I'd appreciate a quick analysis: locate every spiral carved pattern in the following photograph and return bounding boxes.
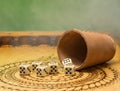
[0,56,117,91]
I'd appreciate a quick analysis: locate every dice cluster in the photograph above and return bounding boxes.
[19,58,75,77]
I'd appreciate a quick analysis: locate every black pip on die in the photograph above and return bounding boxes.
[35,65,49,77]
[62,58,73,65]
[31,61,42,71]
[48,62,58,74]
[19,64,31,76]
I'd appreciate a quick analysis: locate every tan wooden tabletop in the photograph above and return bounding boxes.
[0,32,119,91]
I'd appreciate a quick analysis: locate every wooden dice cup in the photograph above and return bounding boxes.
[57,30,116,70]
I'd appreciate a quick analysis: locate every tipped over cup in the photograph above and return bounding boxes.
[57,29,116,70]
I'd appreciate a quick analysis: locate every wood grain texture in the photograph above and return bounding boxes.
[0,45,119,91]
[0,32,119,91]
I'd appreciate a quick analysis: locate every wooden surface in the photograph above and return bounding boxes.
[0,32,62,46]
[0,44,119,91]
[0,32,62,36]
[0,32,120,91]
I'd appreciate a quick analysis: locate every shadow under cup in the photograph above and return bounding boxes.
[57,30,116,70]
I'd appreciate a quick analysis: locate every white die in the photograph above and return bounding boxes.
[36,65,49,77]
[48,62,58,74]
[19,64,31,76]
[64,64,75,75]
[31,61,42,71]
[62,58,73,65]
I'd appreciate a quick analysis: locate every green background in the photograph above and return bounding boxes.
[0,0,120,35]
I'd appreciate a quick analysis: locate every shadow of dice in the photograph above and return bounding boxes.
[31,61,42,71]
[48,62,58,74]
[36,65,49,77]
[62,58,73,65]
[19,64,31,76]
[64,64,75,75]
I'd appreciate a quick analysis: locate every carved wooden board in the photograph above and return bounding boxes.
[0,32,120,91]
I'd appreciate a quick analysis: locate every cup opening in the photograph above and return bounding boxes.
[58,31,87,68]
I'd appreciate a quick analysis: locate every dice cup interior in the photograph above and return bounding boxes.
[57,30,116,70]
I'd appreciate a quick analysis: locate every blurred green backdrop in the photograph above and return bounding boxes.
[0,0,120,35]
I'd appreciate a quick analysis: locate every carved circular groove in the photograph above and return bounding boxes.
[0,56,117,91]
